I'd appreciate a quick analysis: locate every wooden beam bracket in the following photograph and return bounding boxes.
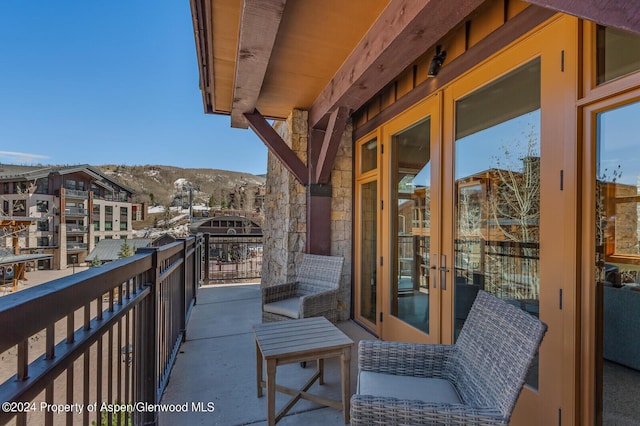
[313,107,350,184]
[244,109,309,185]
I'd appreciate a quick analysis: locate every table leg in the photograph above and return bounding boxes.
[266,359,276,426]
[318,358,324,385]
[256,340,263,398]
[341,346,351,424]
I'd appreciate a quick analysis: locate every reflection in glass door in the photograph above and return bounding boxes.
[595,100,640,424]
[390,118,432,334]
[355,136,379,330]
[359,179,377,324]
[454,58,541,387]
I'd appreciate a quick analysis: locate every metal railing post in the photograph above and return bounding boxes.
[140,247,159,426]
[181,238,188,340]
[204,233,211,282]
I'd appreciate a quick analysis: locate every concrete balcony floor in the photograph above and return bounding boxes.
[159,283,376,426]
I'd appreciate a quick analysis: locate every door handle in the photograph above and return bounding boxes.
[431,254,437,288]
[439,255,449,290]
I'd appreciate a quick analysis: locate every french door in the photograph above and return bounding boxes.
[354,95,442,343]
[380,96,442,343]
[355,16,574,424]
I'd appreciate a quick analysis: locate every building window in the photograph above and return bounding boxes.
[120,206,128,217]
[13,199,26,214]
[104,221,113,231]
[37,220,49,231]
[94,221,100,231]
[37,237,49,247]
[2,200,8,214]
[35,179,48,194]
[120,222,128,231]
[360,138,378,173]
[64,179,76,190]
[2,183,8,194]
[37,200,49,213]
[105,206,113,216]
[597,25,640,85]
[95,236,100,244]
[13,182,27,194]
[93,204,100,215]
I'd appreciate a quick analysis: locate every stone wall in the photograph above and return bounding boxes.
[261,109,353,321]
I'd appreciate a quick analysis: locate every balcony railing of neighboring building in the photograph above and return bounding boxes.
[454,238,540,303]
[63,189,89,199]
[66,242,88,251]
[204,234,263,282]
[0,235,204,426]
[66,224,88,233]
[64,207,87,216]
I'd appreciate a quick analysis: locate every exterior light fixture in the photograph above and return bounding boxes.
[428,45,446,77]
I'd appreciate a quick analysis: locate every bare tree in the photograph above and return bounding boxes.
[489,131,540,244]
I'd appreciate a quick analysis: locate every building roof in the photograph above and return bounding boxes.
[85,239,153,262]
[0,164,136,195]
[0,216,39,225]
[0,253,53,268]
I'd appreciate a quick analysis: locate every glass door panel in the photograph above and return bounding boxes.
[595,99,640,423]
[390,118,432,335]
[454,58,541,388]
[359,180,378,324]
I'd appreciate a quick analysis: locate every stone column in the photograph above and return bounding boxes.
[261,110,353,321]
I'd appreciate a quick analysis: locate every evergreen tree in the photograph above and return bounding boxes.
[90,256,102,267]
[118,239,134,258]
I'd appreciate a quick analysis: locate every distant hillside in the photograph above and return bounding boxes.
[96,165,266,211]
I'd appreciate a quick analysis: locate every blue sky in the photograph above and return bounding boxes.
[0,1,268,175]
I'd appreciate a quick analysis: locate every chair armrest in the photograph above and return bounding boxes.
[299,289,338,318]
[262,282,298,305]
[358,340,455,378]
[350,395,506,426]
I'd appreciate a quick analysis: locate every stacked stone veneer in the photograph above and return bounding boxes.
[261,109,353,321]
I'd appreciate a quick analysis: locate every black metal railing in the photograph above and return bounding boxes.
[0,234,204,426]
[454,238,540,301]
[204,234,262,282]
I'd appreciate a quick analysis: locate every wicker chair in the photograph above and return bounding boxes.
[262,254,344,323]
[351,290,547,425]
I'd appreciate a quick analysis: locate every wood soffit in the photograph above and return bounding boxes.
[231,0,287,128]
[193,0,640,129]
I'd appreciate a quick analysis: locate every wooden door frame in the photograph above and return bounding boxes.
[379,94,442,343]
[354,130,383,337]
[442,15,578,425]
[580,89,640,426]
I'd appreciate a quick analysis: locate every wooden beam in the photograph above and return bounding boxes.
[308,0,485,129]
[526,0,640,34]
[190,0,216,113]
[314,107,350,184]
[353,5,556,140]
[244,109,309,185]
[231,0,287,128]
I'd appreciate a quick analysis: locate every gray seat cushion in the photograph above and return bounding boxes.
[263,297,301,319]
[357,371,462,404]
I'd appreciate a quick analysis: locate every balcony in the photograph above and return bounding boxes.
[63,189,89,200]
[66,224,88,234]
[64,207,87,217]
[0,235,373,425]
[66,242,88,251]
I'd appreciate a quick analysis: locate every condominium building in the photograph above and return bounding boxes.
[0,164,135,269]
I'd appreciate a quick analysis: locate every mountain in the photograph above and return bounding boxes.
[96,164,266,211]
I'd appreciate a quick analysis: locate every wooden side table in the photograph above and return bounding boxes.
[253,317,354,425]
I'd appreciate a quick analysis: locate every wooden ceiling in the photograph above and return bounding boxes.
[201,0,390,126]
[191,0,640,130]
